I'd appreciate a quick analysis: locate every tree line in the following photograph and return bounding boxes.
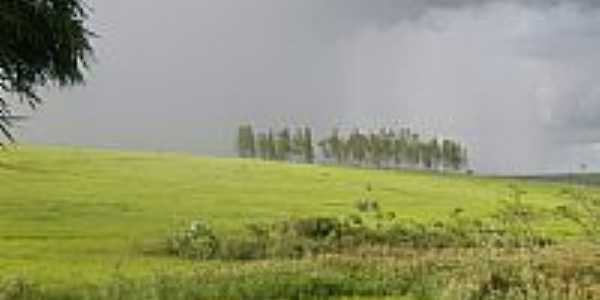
[237,125,468,171]
[237,125,315,163]
[317,128,467,171]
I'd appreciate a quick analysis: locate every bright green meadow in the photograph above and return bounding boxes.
[0,145,576,287]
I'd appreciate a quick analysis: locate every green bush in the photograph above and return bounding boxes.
[166,219,219,259]
[287,217,341,239]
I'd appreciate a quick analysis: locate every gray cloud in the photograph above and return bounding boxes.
[17,0,600,173]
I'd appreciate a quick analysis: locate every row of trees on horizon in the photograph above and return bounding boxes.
[237,125,469,171]
[238,125,315,163]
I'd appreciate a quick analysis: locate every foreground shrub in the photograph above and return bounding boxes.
[166,220,219,259]
[164,187,556,262]
[166,211,553,262]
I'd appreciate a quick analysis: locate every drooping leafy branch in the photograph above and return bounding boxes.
[0,0,95,144]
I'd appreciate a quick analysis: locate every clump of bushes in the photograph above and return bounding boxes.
[166,220,219,259]
[165,186,556,261]
[166,217,346,260]
[166,206,553,261]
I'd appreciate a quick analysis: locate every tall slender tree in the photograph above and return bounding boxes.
[408,133,421,168]
[292,128,305,159]
[394,128,410,167]
[421,141,434,169]
[380,128,395,168]
[431,138,442,171]
[256,133,269,160]
[303,127,314,164]
[276,127,292,161]
[266,129,277,160]
[326,128,345,164]
[236,125,256,158]
[368,132,384,168]
[441,139,452,170]
[348,129,367,165]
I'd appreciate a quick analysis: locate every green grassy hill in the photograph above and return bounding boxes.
[0,146,573,285]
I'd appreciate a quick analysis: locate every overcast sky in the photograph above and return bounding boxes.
[17,0,600,174]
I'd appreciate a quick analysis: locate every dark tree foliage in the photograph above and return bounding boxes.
[326,128,344,164]
[256,133,269,160]
[276,128,291,161]
[236,123,468,172]
[318,128,468,171]
[303,127,314,163]
[236,125,255,158]
[292,128,305,157]
[0,0,95,143]
[266,130,277,160]
[239,125,316,164]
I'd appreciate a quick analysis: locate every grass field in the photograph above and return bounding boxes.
[0,145,584,296]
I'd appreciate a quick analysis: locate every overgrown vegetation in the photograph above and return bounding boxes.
[4,242,600,300]
[165,189,554,262]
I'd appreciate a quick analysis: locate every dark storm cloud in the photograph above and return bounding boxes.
[18,0,600,173]
[308,0,600,28]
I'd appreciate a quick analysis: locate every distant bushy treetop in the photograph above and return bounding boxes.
[0,0,95,143]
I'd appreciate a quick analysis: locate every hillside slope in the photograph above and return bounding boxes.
[0,146,570,284]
